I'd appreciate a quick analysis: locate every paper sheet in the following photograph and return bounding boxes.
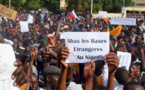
[62,32,110,63]
[20,21,29,32]
[117,51,131,71]
[28,14,33,24]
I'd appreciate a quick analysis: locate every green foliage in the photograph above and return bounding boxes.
[27,0,40,10]
[0,0,135,13]
[102,0,135,13]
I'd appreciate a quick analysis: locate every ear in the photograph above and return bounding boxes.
[46,76,50,82]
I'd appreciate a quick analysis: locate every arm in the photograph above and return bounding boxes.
[0,34,5,43]
[140,48,145,71]
[53,18,63,42]
[106,53,119,90]
[12,61,30,89]
[43,47,57,59]
[53,40,65,53]
[56,47,69,90]
[15,30,23,42]
[84,61,95,90]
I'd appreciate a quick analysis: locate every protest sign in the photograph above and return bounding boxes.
[20,21,29,32]
[98,11,107,18]
[111,18,136,26]
[61,32,110,63]
[28,14,33,24]
[60,0,66,11]
[117,51,131,71]
[0,4,17,20]
[0,44,18,90]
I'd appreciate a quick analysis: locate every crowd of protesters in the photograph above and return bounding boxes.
[0,9,145,90]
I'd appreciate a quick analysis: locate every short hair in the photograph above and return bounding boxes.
[43,66,61,78]
[96,85,106,90]
[123,81,143,90]
[115,68,130,85]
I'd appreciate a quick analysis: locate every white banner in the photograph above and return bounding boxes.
[20,21,29,32]
[28,14,33,24]
[0,44,18,90]
[61,32,110,63]
[111,18,136,26]
[117,51,131,71]
[99,11,107,18]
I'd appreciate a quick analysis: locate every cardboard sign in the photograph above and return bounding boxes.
[20,21,29,32]
[0,4,17,20]
[0,44,18,90]
[117,51,131,71]
[99,11,107,18]
[61,32,110,63]
[28,14,33,24]
[111,18,136,26]
[60,0,66,11]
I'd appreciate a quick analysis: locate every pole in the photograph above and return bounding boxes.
[91,0,93,14]
[9,0,11,8]
[123,0,125,17]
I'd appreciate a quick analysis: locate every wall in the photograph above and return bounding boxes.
[92,13,122,18]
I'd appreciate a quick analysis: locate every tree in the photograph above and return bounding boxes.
[93,0,103,13]
[11,0,27,10]
[26,0,40,10]
[102,0,135,13]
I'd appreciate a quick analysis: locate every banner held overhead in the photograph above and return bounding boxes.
[0,4,17,20]
[110,18,136,26]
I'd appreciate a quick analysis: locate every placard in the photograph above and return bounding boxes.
[0,44,18,90]
[60,0,66,11]
[28,14,33,24]
[0,4,17,20]
[117,51,131,71]
[20,21,29,32]
[98,11,107,18]
[61,32,110,63]
[111,18,136,26]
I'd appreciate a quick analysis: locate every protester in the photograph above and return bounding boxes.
[0,9,144,90]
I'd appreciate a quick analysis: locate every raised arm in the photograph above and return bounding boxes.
[56,47,70,90]
[84,61,95,90]
[53,39,65,53]
[15,30,23,43]
[105,52,119,90]
[140,47,145,71]
[53,18,63,42]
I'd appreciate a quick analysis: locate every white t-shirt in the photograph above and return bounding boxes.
[102,64,124,90]
[66,82,83,90]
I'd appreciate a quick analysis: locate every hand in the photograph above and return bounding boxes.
[11,61,29,87]
[43,47,52,55]
[40,41,47,48]
[29,46,38,63]
[84,61,95,80]
[130,68,140,80]
[105,52,119,74]
[139,45,144,54]
[0,34,4,42]
[58,47,70,68]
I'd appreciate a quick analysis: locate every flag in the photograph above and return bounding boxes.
[107,28,110,32]
[110,25,122,35]
[104,18,110,22]
[70,10,77,20]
